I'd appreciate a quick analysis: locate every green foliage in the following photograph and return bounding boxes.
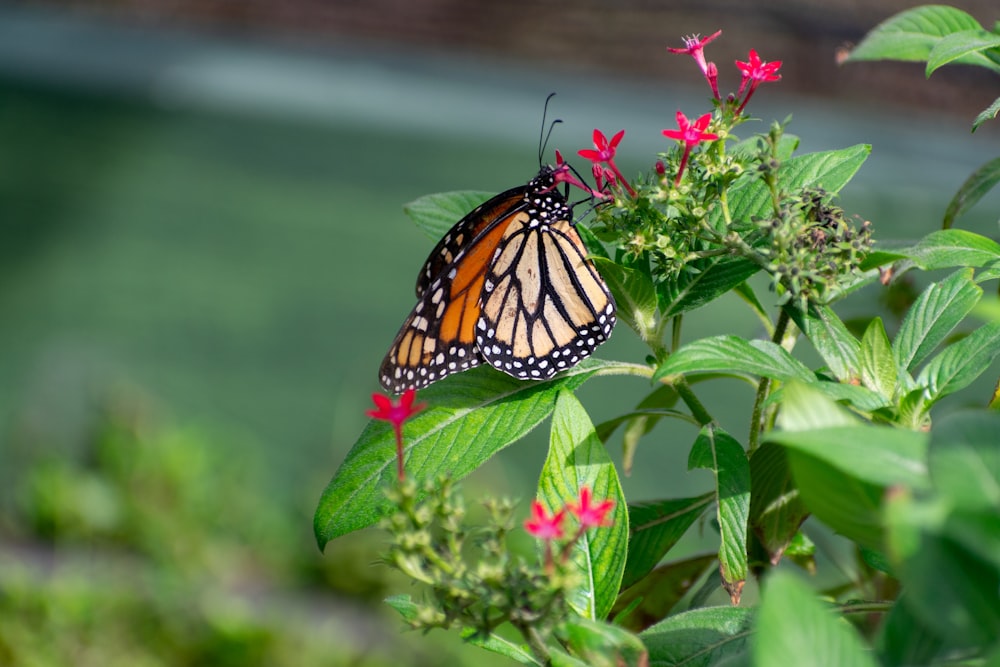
[0,399,478,667]
[846,3,1000,223]
[537,392,629,621]
[315,360,615,545]
[315,18,1000,666]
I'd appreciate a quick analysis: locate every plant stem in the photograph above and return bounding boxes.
[838,601,894,615]
[675,378,714,427]
[517,623,550,665]
[748,308,790,453]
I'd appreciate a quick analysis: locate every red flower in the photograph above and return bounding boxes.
[568,486,615,529]
[578,128,624,163]
[667,31,722,99]
[577,128,634,197]
[367,389,426,480]
[592,163,617,191]
[661,111,719,186]
[524,501,566,540]
[735,49,782,114]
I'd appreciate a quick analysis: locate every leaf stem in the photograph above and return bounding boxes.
[748,308,790,453]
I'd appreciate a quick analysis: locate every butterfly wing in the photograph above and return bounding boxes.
[476,215,617,380]
[415,187,529,298]
[379,193,529,393]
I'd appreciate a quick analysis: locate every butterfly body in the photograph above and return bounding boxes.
[379,166,616,394]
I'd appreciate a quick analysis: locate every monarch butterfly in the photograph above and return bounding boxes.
[378,163,616,394]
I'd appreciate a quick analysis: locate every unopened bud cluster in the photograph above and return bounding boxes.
[759,187,872,307]
[382,477,575,644]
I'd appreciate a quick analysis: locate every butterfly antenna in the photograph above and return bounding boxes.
[538,93,563,166]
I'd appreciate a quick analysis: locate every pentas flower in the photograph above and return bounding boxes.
[567,486,615,529]
[525,487,617,571]
[577,128,635,197]
[661,111,719,186]
[367,389,426,481]
[524,501,566,540]
[592,163,617,191]
[735,49,782,114]
[666,30,722,99]
[553,151,609,201]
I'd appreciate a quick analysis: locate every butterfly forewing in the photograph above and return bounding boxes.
[415,188,529,298]
[379,197,525,393]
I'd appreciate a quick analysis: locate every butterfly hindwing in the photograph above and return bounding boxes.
[476,198,616,380]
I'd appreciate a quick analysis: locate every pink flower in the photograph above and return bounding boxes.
[577,128,635,197]
[661,111,719,186]
[524,501,566,540]
[667,31,722,99]
[366,389,426,480]
[735,49,782,114]
[567,486,615,529]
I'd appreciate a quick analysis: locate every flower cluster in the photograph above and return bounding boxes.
[564,32,869,308]
[382,474,617,654]
[371,389,619,655]
[382,476,573,639]
[525,486,616,572]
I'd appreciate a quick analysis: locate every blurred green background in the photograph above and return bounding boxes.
[0,3,997,665]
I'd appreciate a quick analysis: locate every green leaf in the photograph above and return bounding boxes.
[859,317,897,399]
[944,156,1000,228]
[767,425,929,490]
[403,190,493,239]
[878,595,947,667]
[768,381,891,415]
[724,145,871,227]
[927,30,1000,76]
[789,304,861,383]
[660,257,761,318]
[560,617,649,667]
[768,416,929,549]
[789,451,887,550]
[622,493,714,589]
[688,427,750,604]
[592,258,659,343]
[753,571,879,667]
[385,595,541,665]
[917,321,1000,403]
[775,381,860,430]
[653,335,814,384]
[892,269,981,372]
[930,411,1000,512]
[537,391,629,621]
[314,360,609,546]
[613,554,717,633]
[894,229,1000,271]
[548,648,590,667]
[847,5,984,62]
[640,606,754,667]
[884,489,1000,650]
[749,443,810,564]
[972,95,1000,132]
